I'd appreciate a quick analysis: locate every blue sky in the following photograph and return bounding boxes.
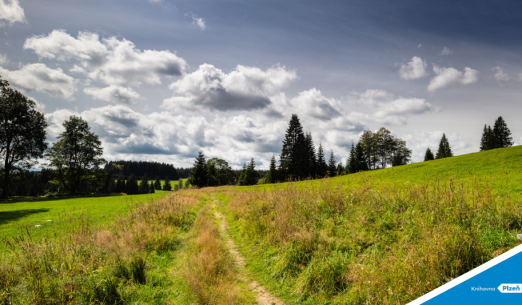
[1,0,522,168]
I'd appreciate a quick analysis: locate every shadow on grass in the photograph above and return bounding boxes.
[0,193,128,205]
[0,208,50,225]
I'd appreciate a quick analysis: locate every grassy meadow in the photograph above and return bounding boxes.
[2,146,522,304]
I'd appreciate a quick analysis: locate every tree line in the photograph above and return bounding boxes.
[105,161,190,180]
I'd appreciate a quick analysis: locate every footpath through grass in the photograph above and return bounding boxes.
[209,146,522,304]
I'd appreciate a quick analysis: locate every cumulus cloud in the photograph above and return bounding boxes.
[356,89,436,125]
[162,64,296,112]
[402,130,471,162]
[0,53,7,64]
[24,30,187,87]
[0,63,76,99]
[440,47,453,55]
[399,56,427,80]
[0,0,25,26]
[186,13,206,30]
[427,65,479,91]
[492,66,509,84]
[84,85,140,105]
[290,88,342,121]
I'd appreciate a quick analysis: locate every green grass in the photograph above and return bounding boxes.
[212,146,522,304]
[0,191,171,245]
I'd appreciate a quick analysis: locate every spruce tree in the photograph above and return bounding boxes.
[139,174,149,194]
[336,163,344,176]
[435,134,453,159]
[163,176,172,191]
[154,177,161,190]
[246,158,259,185]
[424,148,434,161]
[316,144,327,177]
[346,143,356,174]
[279,114,307,181]
[206,161,219,186]
[328,151,337,177]
[189,150,207,188]
[237,163,248,186]
[268,155,277,183]
[305,133,317,178]
[493,116,513,148]
[149,181,155,193]
[126,174,139,195]
[354,142,367,172]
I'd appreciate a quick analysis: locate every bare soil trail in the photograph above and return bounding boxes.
[211,200,285,305]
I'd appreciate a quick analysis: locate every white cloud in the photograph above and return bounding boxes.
[402,130,471,162]
[399,56,427,80]
[27,96,45,112]
[440,47,453,55]
[492,66,509,84]
[84,85,140,105]
[417,44,422,48]
[290,88,342,121]
[0,53,6,64]
[186,13,206,30]
[427,65,479,91]
[163,64,296,112]
[356,89,436,126]
[0,0,25,26]
[24,30,187,87]
[0,63,76,99]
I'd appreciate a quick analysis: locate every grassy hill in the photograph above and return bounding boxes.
[2,146,522,304]
[216,146,522,304]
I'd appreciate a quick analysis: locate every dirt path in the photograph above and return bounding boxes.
[212,200,285,305]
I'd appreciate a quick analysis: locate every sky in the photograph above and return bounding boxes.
[1,0,522,169]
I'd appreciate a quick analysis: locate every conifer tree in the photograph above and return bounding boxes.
[163,176,172,191]
[126,174,139,194]
[435,134,453,159]
[354,142,368,172]
[266,155,277,183]
[493,116,513,148]
[206,161,219,186]
[237,163,248,186]
[174,184,179,191]
[279,114,308,181]
[424,148,435,161]
[305,133,317,178]
[316,144,328,177]
[149,181,155,193]
[246,158,259,185]
[139,173,149,194]
[178,179,183,189]
[154,177,161,190]
[189,150,207,188]
[346,143,356,174]
[336,163,344,176]
[185,180,190,188]
[328,151,337,177]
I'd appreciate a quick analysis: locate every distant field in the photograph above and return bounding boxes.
[0,191,172,245]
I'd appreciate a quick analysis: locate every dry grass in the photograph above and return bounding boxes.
[184,205,244,304]
[225,177,522,304]
[0,190,201,304]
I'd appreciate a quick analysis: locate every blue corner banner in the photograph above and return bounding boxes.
[409,244,522,304]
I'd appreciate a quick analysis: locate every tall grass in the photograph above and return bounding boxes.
[0,190,200,304]
[226,176,522,304]
[184,205,252,304]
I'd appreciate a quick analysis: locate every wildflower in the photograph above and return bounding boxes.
[34,225,41,228]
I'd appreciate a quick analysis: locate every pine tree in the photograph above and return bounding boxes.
[189,150,207,188]
[163,176,172,191]
[346,143,356,174]
[316,144,327,177]
[424,148,435,161]
[435,134,453,159]
[493,116,513,148]
[279,114,307,181]
[328,151,337,177]
[154,177,161,190]
[149,181,155,193]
